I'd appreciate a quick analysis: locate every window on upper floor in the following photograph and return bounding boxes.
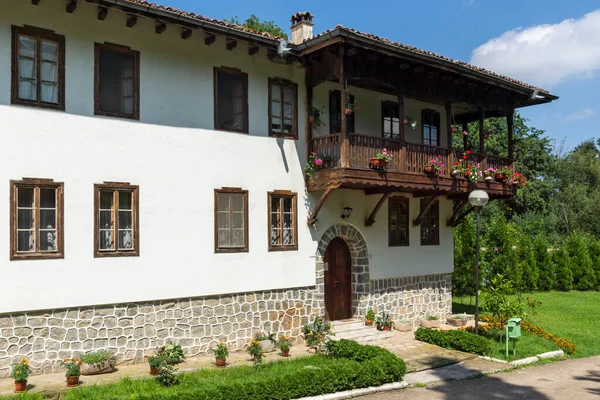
[95,43,140,120]
[214,67,248,133]
[94,183,139,257]
[422,109,441,147]
[388,196,409,246]
[382,101,401,140]
[269,79,298,139]
[329,91,355,134]
[10,178,64,260]
[420,198,439,246]
[11,26,65,110]
[268,191,298,251]
[215,188,248,253]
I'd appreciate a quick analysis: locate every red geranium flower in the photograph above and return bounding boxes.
[466,150,471,155]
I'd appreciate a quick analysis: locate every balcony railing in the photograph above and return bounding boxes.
[310,133,513,179]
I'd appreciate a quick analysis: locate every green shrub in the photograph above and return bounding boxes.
[414,328,492,356]
[81,350,112,366]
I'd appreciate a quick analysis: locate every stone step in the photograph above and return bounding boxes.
[329,319,394,344]
[330,319,366,332]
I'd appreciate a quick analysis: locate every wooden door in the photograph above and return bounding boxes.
[324,237,352,321]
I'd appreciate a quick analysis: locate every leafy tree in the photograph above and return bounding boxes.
[481,274,524,341]
[453,214,477,297]
[225,15,288,39]
[554,247,574,291]
[565,232,597,290]
[534,237,556,291]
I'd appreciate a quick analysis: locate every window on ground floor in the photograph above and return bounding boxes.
[215,188,248,252]
[268,190,298,251]
[420,198,439,246]
[388,196,409,246]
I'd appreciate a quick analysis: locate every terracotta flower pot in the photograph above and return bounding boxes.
[403,118,408,124]
[369,158,388,170]
[66,376,80,387]
[451,127,458,133]
[376,325,384,331]
[215,357,226,367]
[14,381,27,393]
[365,319,374,326]
[495,173,506,182]
[383,325,392,331]
[344,108,353,115]
[150,366,159,376]
[308,115,315,124]
[281,349,290,357]
[424,165,434,174]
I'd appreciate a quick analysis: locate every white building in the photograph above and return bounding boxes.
[0,0,557,376]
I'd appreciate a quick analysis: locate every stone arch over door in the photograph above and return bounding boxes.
[315,223,370,318]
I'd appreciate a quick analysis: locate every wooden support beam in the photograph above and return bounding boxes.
[445,100,453,150]
[307,187,335,225]
[306,86,313,170]
[507,108,514,160]
[398,92,405,143]
[364,187,394,196]
[126,15,137,28]
[365,193,392,227]
[248,44,259,56]
[339,44,349,168]
[205,34,216,46]
[452,205,475,227]
[226,38,237,51]
[413,196,438,226]
[97,7,108,21]
[478,107,485,154]
[32,0,41,5]
[66,1,77,13]
[447,199,469,226]
[181,29,192,40]
[155,22,166,34]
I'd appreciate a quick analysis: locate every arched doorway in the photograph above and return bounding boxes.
[324,237,352,320]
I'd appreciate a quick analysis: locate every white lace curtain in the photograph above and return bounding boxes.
[18,35,59,104]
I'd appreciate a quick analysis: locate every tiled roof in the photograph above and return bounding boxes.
[309,26,553,96]
[121,0,284,39]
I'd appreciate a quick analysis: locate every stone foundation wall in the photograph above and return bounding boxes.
[0,287,323,378]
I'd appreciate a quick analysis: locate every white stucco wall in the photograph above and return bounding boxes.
[0,1,454,314]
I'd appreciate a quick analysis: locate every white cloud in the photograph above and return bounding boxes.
[564,108,595,121]
[470,10,600,88]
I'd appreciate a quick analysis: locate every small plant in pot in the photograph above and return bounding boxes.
[253,331,276,353]
[451,161,463,178]
[247,339,263,362]
[81,350,116,375]
[425,156,445,176]
[365,309,376,326]
[344,100,359,115]
[403,116,417,129]
[157,343,186,365]
[277,335,293,357]
[369,148,393,169]
[495,167,512,182]
[302,316,332,354]
[11,357,31,393]
[210,341,229,367]
[420,315,441,329]
[305,152,332,183]
[60,357,82,387]
[483,167,496,182]
[147,354,164,376]
[375,312,392,331]
[309,105,326,129]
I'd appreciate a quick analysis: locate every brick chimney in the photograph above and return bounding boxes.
[290,12,314,45]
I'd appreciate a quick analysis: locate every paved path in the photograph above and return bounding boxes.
[359,356,600,400]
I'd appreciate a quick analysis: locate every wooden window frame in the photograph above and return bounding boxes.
[268,78,298,139]
[421,109,441,147]
[214,187,249,253]
[420,199,440,246]
[382,101,401,140]
[11,25,66,111]
[214,67,249,134]
[10,178,64,261]
[94,42,140,120]
[388,196,409,247]
[329,90,355,134]
[94,182,139,258]
[268,190,298,252]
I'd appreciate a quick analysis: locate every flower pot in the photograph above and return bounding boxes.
[369,158,387,170]
[365,319,374,326]
[495,173,506,182]
[420,319,441,329]
[66,376,80,387]
[451,127,458,133]
[344,108,353,115]
[81,358,116,375]
[451,170,461,177]
[14,381,27,393]
[281,349,290,357]
[308,115,315,124]
[252,354,258,361]
[484,175,494,182]
[376,325,384,331]
[215,357,226,367]
[383,325,392,331]
[446,316,468,327]
[394,321,412,332]
[403,118,408,124]
[150,366,159,376]
[424,165,435,174]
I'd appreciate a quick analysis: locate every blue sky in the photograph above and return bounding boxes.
[167,0,599,151]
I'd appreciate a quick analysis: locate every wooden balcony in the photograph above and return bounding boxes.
[308,133,514,199]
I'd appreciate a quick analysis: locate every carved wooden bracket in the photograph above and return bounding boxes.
[307,186,337,225]
[413,196,439,226]
[451,204,475,227]
[365,192,391,227]
[446,199,469,227]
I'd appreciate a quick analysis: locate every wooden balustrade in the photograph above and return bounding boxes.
[308,133,513,177]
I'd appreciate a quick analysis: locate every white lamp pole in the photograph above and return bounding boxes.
[468,190,489,335]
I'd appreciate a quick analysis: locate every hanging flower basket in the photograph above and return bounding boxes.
[451,127,458,134]
[369,158,388,169]
[344,108,353,115]
[308,115,315,124]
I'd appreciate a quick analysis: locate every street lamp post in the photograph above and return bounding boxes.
[468,190,489,335]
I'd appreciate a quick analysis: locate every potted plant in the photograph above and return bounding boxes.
[425,155,445,176]
[305,152,332,183]
[374,312,392,331]
[483,167,496,182]
[247,339,263,362]
[403,116,417,129]
[369,148,393,169]
[60,357,82,387]
[420,315,441,329]
[253,331,276,353]
[277,335,292,357]
[464,162,482,183]
[11,357,31,393]
[81,350,116,375]
[309,105,326,129]
[157,343,186,365]
[451,161,463,178]
[344,100,359,115]
[451,126,458,134]
[394,319,412,332]
[446,314,468,327]
[210,341,229,367]
[365,309,376,326]
[147,354,164,376]
[508,172,527,187]
[302,316,332,354]
[495,168,512,182]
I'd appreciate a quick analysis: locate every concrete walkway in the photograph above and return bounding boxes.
[0,323,496,397]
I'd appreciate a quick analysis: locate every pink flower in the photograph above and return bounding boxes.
[463,131,468,136]
[315,159,323,166]
[312,152,317,156]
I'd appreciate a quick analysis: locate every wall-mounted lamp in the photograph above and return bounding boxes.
[341,207,353,219]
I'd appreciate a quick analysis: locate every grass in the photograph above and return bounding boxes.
[454,291,600,359]
[479,329,559,361]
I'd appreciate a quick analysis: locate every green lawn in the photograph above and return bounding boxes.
[453,291,600,359]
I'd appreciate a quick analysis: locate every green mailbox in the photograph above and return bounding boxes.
[507,318,522,339]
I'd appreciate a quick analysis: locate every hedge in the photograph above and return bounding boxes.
[9,340,405,400]
[414,328,492,356]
